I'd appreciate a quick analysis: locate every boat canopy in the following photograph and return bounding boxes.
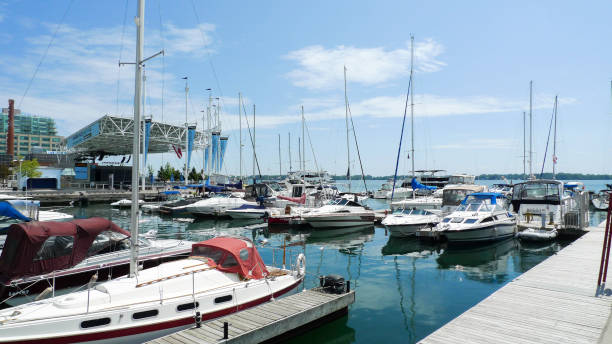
[0,200,34,222]
[160,190,180,195]
[0,217,129,281]
[191,236,268,279]
[461,192,504,205]
[411,177,437,190]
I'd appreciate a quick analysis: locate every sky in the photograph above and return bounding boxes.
[1,0,611,177]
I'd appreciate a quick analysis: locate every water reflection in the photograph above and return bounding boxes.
[381,236,436,258]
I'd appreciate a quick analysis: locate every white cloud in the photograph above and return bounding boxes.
[284,39,446,90]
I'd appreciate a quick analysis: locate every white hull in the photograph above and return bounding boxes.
[517,228,558,242]
[385,223,427,237]
[443,223,516,242]
[226,210,267,219]
[304,213,375,229]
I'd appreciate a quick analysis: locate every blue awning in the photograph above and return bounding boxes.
[0,201,32,222]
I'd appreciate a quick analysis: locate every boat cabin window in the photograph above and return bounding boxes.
[177,302,199,312]
[239,248,249,261]
[450,217,464,223]
[34,235,74,261]
[464,218,478,224]
[466,203,481,212]
[442,218,451,223]
[192,246,225,264]
[215,295,233,303]
[481,217,494,223]
[513,183,560,201]
[87,231,130,257]
[80,318,111,329]
[443,190,470,206]
[132,309,159,320]
[220,254,239,268]
[292,186,303,198]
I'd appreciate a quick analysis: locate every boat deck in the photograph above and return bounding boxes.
[147,287,355,344]
[418,223,612,343]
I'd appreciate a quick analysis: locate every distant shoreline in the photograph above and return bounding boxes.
[239,173,612,181]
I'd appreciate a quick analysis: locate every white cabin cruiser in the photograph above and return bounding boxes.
[110,199,144,208]
[440,184,487,215]
[511,180,589,236]
[382,208,440,237]
[436,193,516,242]
[0,236,304,344]
[302,198,375,229]
[591,190,610,211]
[184,194,257,217]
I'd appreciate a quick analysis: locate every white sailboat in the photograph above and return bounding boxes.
[0,2,305,342]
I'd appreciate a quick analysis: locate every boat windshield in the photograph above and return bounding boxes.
[443,189,471,206]
[513,183,560,201]
[191,245,225,264]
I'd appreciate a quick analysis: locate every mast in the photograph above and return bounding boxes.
[298,137,301,175]
[410,35,415,180]
[529,80,533,178]
[238,92,243,182]
[183,77,189,185]
[141,66,146,191]
[206,89,212,180]
[301,106,305,173]
[523,111,526,180]
[129,0,144,278]
[252,104,255,181]
[288,132,292,172]
[278,134,282,177]
[552,95,558,179]
[344,66,351,192]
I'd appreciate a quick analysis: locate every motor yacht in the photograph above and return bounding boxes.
[301,198,375,229]
[382,208,440,237]
[184,194,258,217]
[436,192,516,242]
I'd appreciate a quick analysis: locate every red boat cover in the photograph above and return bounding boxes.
[277,193,306,204]
[0,217,129,282]
[191,237,268,279]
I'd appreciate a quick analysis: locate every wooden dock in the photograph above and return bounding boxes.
[419,224,612,344]
[148,288,355,344]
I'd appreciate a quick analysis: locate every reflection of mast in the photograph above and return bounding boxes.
[394,257,410,332]
[409,257,416,342]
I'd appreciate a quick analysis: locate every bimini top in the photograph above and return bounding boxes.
[191,236,268,279]
[0,217,129,282]
[461,192,505,205]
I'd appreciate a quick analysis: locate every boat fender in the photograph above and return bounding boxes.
[195,311,201,328]
[296,253,306,277]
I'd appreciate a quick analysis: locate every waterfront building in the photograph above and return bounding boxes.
[0,108,64,155]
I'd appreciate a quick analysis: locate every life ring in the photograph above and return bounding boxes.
[296,253,306,277]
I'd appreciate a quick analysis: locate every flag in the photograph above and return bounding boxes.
[172,145,183,159]
[553,155,558,164]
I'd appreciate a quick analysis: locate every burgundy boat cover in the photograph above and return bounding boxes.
[0,217,129,282]
[191,236,269,279]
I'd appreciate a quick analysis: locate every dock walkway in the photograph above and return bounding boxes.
[419,224,612,344]
[148,288,355,344]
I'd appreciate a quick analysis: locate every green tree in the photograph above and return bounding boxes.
[188,167,201,182]
[20,159,42,178]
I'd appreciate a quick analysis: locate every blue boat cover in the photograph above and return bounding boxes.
[0,201,32,222]
[161,190,180,195]
[411,177,437,190]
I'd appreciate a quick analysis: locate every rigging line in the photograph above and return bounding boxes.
[391,77,412,202]
[189,0,225,107]
[304,120,322,185]
[346,101,368,194]
[18,0,75,109]
[539,99,556,178]
[241,102,262,179]
[116,0,130,115]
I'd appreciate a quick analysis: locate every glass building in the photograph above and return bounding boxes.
[0,109,64,155]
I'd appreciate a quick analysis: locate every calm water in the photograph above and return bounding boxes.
[61,188,602,344]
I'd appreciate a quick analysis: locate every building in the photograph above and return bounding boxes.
[0,108,64,156]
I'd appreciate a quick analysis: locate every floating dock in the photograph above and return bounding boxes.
[419,223,612,344]
[147,287,355,344]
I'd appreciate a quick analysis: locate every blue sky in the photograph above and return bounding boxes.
[1,0,611,176]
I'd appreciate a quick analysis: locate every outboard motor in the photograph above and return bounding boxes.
[319,274,346,294]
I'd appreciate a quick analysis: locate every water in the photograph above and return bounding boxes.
[62,202,587,343]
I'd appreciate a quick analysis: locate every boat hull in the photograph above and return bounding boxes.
[443,222,516,242]
[385,223,434,237]
[304,214,375,229]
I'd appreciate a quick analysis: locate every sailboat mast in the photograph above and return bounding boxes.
[278,134,282,177]
[529,80,533,178]
[184,77,189,185]
[238,92,242,182]
[523,111,526,180]
[344,66,351,192]
[129,0,145,278]
[552,95,557,179]
[141,67,146,191]
[252,104,256,180]
[302,105,305,173]
[410,35,415,180]
[207,90,212,179]
[288,132,292,172]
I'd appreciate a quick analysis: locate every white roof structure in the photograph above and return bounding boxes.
[64,115,208,156]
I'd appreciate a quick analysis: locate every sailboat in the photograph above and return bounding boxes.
[0,1,305,342]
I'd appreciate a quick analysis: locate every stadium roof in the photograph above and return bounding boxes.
[64,115,209,156]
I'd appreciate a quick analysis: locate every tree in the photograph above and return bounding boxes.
[20,159,42,178]
[188,167,201,182]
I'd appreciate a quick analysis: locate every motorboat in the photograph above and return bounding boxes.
[373,180,393,199]
[511,179,590,236]
[110,199,144,208]
[0,236,304,343]
[0,200,73,224]
[225,204,269,219]
[435,192,516,242]
[184,194,258,217]
[591,190,610,211]
[440,184,488,215]
[142,191,184,214]
[301,198,375,229]
[516,227,558,242]
[0,218,195,308]
[381,208,440,237]
[389,178,441,210]
[158,197,202,215]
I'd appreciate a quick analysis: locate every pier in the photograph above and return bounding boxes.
[147,287,355,344]
[419,223,612,344]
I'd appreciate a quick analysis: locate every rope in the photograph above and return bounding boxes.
[391,77,412,201]
[18,0,75,109]
[346,101,368,193]
[539,100,556,178]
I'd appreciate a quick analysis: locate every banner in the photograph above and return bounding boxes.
[144,119,152,166]
[211,132,220,173]
[187,125,196,170]
[219,137,228,170]
[205,148,209,171]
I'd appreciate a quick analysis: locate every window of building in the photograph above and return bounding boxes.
[42,138,50,142]
[20,136,28,140]
[42,144,50,147]
[52,138,60,142]
[20,142,28,146]
[31,137,40,141]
